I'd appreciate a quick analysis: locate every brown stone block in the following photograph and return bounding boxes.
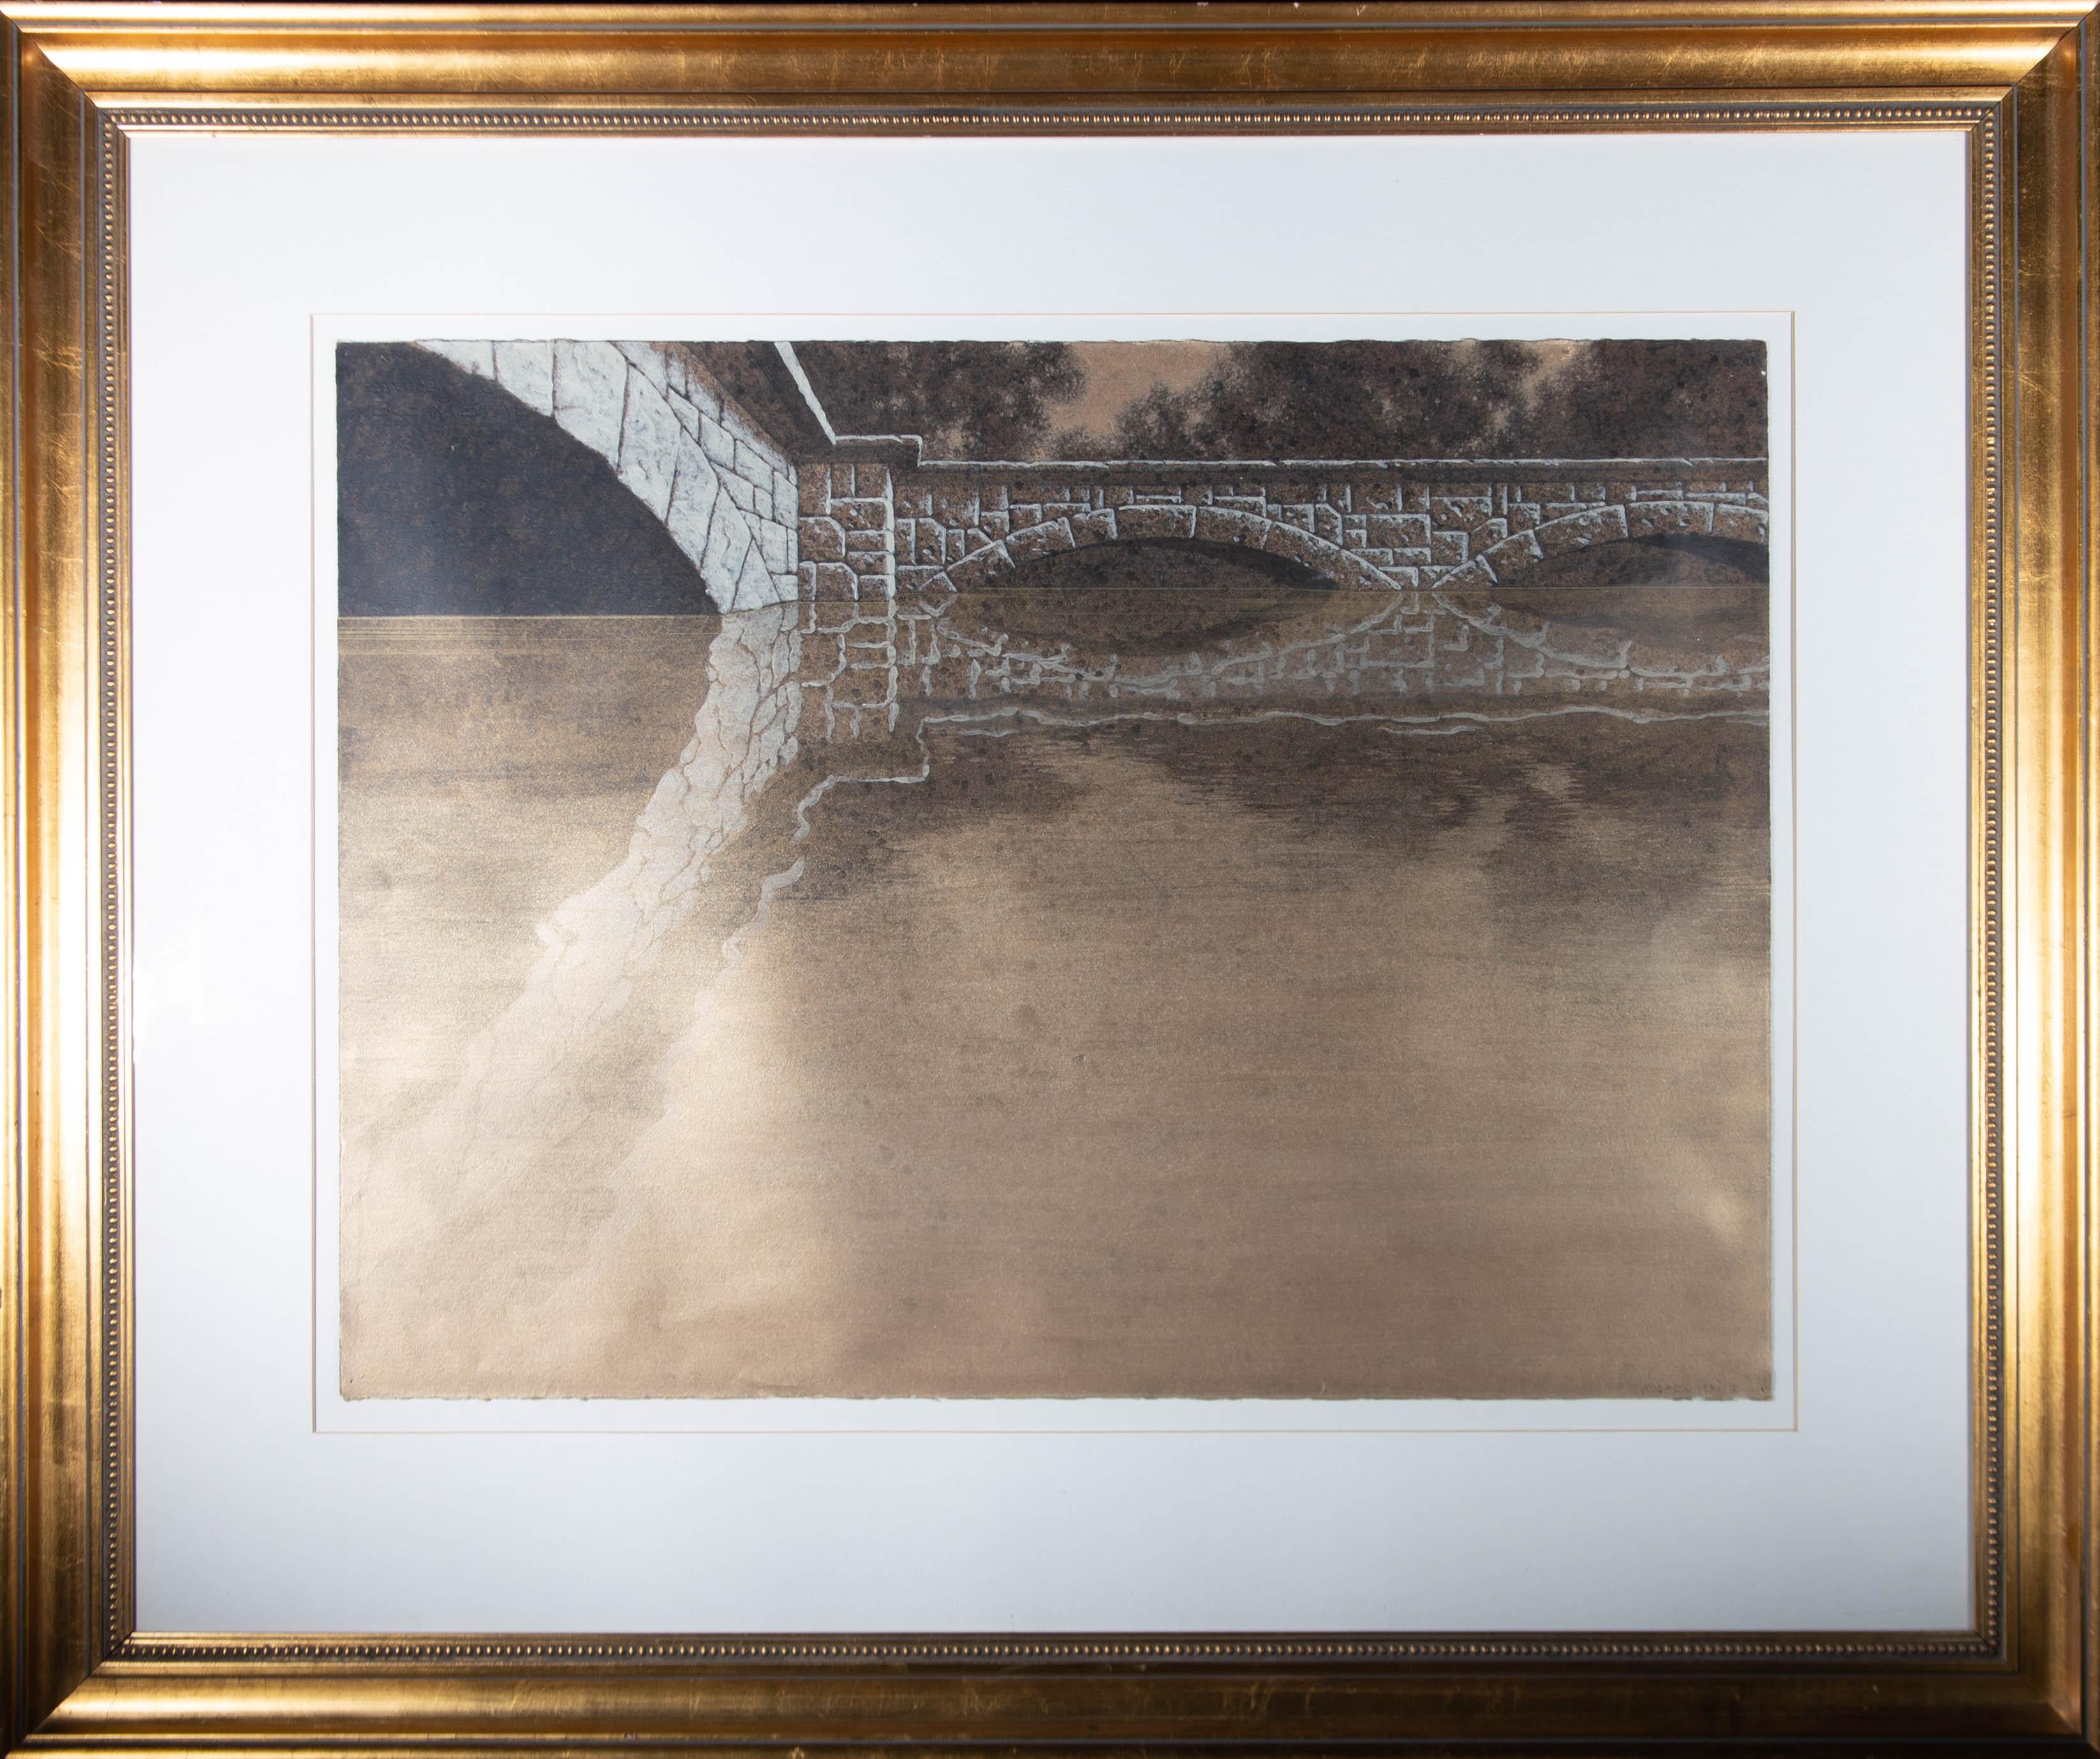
[1071,508,1118,547]
[1478,530,1545,579]
[1261,521,1326,570]
[1366,512,1431,550]
[1312,504,1344,544]
[799,515,846,563]
[1431,530,1470,567]
[1712,504,1769,544]
[1327,551,1393,592]
[930,489,979,528]
[1193,506,1268,547]
[809,561,859,601]
[1627,500,1715,538]
[1115,503,1199,542]
[834,497,889,532]
[798,473,829,517]
[1430,494,1493,530]
[848,462,891,498]
[894,482,933,519]
[1005,519,1077,562]
[1438,557,1497,596]
[1534,503,1630,558]
[947,543,1015,591]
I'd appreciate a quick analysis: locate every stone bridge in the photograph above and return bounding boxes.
[384,341,1773,1203]
[413,338,1771,742]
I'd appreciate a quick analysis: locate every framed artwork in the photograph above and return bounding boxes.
[3,3,2095,1752]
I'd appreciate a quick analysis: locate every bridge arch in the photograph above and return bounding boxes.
[916,498,1394,597]
[894,479,1768,690]
[414,339,800,611]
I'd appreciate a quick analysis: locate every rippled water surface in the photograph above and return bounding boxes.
[339,608,1770,1400]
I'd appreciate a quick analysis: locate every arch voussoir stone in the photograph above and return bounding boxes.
[1005,518,1077,563]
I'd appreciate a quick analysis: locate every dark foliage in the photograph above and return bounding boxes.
[1063,340,1766,461]
[793,341,1084,458]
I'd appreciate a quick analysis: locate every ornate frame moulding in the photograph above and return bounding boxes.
[1,3,2092,1752]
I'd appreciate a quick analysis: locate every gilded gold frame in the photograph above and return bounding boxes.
[1,3,2092,1750]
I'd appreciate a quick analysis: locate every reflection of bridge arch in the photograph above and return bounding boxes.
[802,452,1771,739]
[390,341,1770,741]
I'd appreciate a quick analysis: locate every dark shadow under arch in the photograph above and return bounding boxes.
[337,343,718,618]
[1490,532,1768,646]
[956,535,1338,655]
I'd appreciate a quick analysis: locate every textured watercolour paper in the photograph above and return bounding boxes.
[332,337,1773,1401]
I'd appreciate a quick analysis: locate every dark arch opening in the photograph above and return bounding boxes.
[1493,533,1767,644]
[957,536,1337,655]
[336,343,718,618]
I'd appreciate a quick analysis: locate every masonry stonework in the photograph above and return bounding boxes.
[403,346,1771,734]
[796,459,1771,741]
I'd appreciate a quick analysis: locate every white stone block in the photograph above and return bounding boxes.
[699,415,737,471]
[612,340,672,399]
[702,500,755,604]
[662,436,720,572]
[550,339,627,463]
[417,339,496,380]
[733,542,783,610]
[616,371,683,521]
[663,389,704,445]
[491,341,555,415]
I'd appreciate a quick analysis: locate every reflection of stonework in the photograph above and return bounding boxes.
[798,457,1770,739]
[371,602,802,1213]
[410,340,1770,729]
[344,342,1777,1399]
[357,347,1773,1240]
